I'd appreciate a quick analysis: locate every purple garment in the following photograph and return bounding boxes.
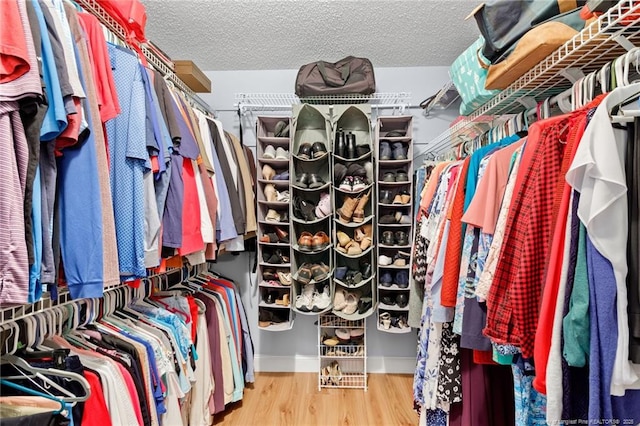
[562,191,589,422]
[458,348,515,426]
[194,293,225,415]
[587,237,640,423]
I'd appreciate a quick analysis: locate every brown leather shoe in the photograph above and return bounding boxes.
[312,231,330,251]
[274,226,289,243]
[298,231,314,251]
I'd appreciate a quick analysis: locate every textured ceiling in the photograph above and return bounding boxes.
[141,0,480,71]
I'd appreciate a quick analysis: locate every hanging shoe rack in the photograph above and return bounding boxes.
[235,93,412,115]
[419,0,640,156]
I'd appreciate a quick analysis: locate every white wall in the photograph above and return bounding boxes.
[199,67,458,373]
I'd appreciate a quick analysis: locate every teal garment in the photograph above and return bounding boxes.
[563,223,590,367]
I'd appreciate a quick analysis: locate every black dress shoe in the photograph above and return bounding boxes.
[308,174,326,189]
[381,230,395,246]
[396,294,408,308]
[311,141,327,158]
[395,230,409,246]
[297,143,313,159]
[296,173,310,188]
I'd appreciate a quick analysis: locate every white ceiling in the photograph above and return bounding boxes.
[142,0,480,72]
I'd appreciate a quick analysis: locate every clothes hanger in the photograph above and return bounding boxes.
[0,355,90,403]
[0,379,65,414]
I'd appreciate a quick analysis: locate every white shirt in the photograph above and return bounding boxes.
[566,82,640,394]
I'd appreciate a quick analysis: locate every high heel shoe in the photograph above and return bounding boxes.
[262,164,276,180]
[264,184,277,202]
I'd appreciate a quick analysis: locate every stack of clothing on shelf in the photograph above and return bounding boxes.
[411,86,640,425]
[0,0,256,307]
[0,272,253,426]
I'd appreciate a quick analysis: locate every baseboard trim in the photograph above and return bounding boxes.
[255,355,415,374]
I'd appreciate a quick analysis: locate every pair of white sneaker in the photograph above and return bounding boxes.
[263,144,289,160]
[295,284,330,312]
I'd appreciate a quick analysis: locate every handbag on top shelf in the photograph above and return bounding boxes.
[471,0,584,63]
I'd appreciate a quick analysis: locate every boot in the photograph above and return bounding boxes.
[352,190,370,223]
[335,128,346,158]
[337,195,358,223]
[346,132,357,159]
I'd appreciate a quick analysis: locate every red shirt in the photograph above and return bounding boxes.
[0,0,30,83]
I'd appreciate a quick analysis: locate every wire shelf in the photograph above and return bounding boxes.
[320,344,365,357]
[319,314,365,328]
[236,92,411,114]
[420,0,640,155]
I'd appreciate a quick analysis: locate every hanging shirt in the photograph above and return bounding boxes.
[567,84,640,394]
[0,0,42,101]
[0,0,31,83]
[30,0,67,140]
[105,44,149,279]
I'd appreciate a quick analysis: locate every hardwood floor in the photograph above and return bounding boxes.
[213,373,416,426]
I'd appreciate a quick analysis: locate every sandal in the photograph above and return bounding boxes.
[342,291,361,315]
[333,288,348,311]
[330,361,342,385]
[379,312,391,330]
[277,270,291,285]
[276,293,290,306]
[276,190,290,202]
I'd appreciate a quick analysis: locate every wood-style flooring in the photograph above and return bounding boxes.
[213,372,416,426]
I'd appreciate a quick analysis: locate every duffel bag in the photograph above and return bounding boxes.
[295,56,376,98]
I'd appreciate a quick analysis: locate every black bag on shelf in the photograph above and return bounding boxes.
[295,56,376,98]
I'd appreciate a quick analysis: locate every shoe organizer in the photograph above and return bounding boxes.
[331,282,376,322]
[318,314,367,390]
[291,222,333,254]
[377,309,411,334]
[332,105,373,162]
[291,191,332,224]
[334,191,374,227]
[291,104,331,161]
[291,251,333,316]
[375,115,414,334]
[292,155,331,192]
[257,116,294,331]
[333,257,375,290]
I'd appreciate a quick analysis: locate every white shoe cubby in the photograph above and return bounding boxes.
[290,104,334,316]
[375,115,414,334]
[331,105,377,321]
[256,116,294,331]
[318,313,367,390]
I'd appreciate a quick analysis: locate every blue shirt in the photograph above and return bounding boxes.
[31,0,67,140]
[105,44,149,278]
[56,36,105,300]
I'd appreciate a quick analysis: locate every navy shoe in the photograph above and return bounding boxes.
[335,266,348,281]
[380,271,393,287]
[395,270,409,288]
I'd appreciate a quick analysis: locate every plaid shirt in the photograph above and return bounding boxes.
[484,117,570,356]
